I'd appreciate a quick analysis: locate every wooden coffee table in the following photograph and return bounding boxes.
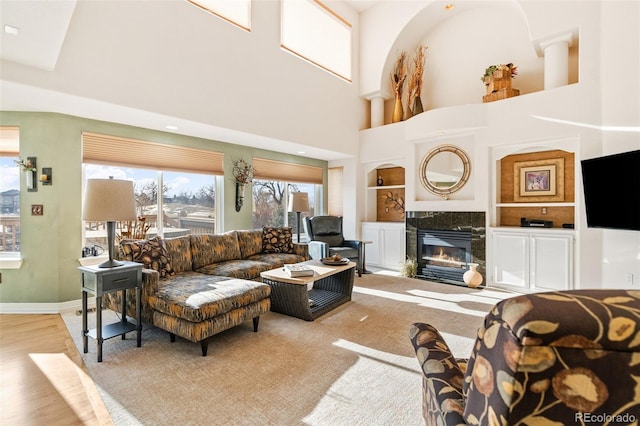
[260,259,356,321]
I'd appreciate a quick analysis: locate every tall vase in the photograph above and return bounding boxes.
[412,96,424,116]
[392,92,403,123]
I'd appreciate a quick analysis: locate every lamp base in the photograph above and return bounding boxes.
[98,259,125,268]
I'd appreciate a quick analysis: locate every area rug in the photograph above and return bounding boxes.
[62,270,516,426]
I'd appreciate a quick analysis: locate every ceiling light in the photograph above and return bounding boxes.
[4,25,19,35]
[165,125,178,130]
[444,4,455,11]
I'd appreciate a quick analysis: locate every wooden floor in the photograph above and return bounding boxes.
[0,314,113,425]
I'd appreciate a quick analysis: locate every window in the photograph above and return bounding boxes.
[188,0,251,31]
[281,0,352,81]
[82,132,222,251]
[251,158,323,242]
[0,126,21,257]
[252,180,320,242]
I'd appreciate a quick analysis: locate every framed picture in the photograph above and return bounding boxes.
[514,158,564,202]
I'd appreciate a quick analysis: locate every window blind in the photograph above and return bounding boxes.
[253,157,323,184]
[82,132,223,175]
[328,166,343,216]
[0,126,20,156]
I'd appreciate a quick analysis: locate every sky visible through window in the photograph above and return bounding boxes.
[1,158,19,192]
[84,164,214,198]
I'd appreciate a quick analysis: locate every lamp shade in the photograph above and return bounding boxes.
[82,178,137,222]
[288,192,309,213]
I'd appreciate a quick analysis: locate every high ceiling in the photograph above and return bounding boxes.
[1,0,386,161]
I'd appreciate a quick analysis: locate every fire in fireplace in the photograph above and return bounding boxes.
[418,229,472,284]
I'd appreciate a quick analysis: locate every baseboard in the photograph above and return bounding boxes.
[0,299,96,314]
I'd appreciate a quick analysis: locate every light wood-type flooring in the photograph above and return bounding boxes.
[0,314,112,425]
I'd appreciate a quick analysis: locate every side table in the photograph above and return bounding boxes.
[79,261,143,362]
[361,240,373,274]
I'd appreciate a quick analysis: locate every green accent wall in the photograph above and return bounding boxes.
[0,112,327,304]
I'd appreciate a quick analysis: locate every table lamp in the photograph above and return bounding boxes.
[288,192,309,243]
[82,177,137,268]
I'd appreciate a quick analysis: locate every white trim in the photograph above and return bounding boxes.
[0,298,95,314]
[0,257,23,269]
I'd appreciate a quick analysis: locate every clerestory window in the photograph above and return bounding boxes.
[281,0,352,81]
[187,0,251,31]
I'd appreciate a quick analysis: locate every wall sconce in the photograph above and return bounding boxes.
[41,167,52,185]
[14,157,38,191]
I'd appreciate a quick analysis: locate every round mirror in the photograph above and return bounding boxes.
[419,145,471,199]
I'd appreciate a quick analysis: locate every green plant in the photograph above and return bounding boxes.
[481,63,518,85]
[400,257,418,278]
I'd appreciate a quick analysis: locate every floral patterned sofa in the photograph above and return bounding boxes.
[409,290,640,425]
[104,227,308,356]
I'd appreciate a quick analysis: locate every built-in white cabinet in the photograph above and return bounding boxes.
[489,228,574,291]
[362,222,406,271]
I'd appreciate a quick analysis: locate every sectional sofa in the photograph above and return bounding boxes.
[103,227,309,355]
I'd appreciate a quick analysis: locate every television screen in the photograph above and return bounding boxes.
[580,150,640,231]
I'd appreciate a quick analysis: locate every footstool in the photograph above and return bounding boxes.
[149,273,271,356]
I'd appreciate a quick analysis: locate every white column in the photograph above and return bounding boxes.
[370,96,385,127]
[533,31,576,90]
[364,91,391,128]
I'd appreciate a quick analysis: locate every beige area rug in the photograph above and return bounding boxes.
[62,270,517,426]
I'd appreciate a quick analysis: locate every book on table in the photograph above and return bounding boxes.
[284,264,315,277]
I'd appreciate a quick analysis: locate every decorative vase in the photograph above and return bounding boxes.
[463,264,483,288]
[235,182,245,212]
[392,92,403,123]
[412,96,423,116]
[377,176,384,186]
[25,170,34,190]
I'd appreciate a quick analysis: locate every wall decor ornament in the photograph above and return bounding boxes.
[513,158,565,202]
[232,159,255,212]
[15,157,37,192]
[419,145,471,200]
[382,191,405,218]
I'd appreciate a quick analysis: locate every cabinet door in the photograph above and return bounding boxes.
[381,227,405,270]
[530,234,573,291]
[492,232,529,288]
[362,224,382,267]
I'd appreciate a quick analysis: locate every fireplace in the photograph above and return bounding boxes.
[418,229,472,283]
[406,211,486,287]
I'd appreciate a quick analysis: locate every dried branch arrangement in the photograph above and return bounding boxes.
[390,51,407,97]
[407,45,428,116]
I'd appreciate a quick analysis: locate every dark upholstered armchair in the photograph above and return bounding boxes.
[409,290,640,425]
[304,216,363,277]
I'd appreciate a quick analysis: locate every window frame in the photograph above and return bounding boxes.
[280,0,352,82]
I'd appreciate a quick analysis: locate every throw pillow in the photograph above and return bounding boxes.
[120,236,175,278]
[262,226,294,254]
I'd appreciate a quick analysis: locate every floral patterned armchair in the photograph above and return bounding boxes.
[409,290,640,425]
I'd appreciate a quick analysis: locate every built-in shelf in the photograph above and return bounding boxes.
[496,202,575,207]
[368,185,405,190]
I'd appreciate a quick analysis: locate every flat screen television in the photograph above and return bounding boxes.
[580,149,640,231]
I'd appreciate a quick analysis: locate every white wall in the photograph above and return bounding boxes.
[357,0,640,288]
[0,0,365,158]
